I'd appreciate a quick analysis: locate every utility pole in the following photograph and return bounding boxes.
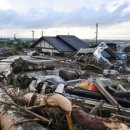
[42,30,43,37]
[14,33,16,40]
[56,30,59,35]
[31,30,35,42]
[96,22,98,44]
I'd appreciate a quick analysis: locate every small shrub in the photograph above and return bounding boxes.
[123,46,130,53]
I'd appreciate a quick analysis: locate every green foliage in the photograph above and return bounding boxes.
[0,39,30,49]
[123,46,130,53]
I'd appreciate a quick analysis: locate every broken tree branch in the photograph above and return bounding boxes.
[90,99,105,115]
[14,118,40,125]
[0,100,50,123]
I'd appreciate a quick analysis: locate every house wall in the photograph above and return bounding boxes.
[106,43,117,52]
[36,40,59,54]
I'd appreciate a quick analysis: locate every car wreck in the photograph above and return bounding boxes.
[75,42,128,73]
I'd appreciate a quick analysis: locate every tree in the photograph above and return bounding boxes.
[123,46,130,53]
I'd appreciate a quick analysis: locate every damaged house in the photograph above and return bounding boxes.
[30,35,88,55]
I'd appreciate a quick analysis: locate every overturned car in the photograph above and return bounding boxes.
[74,42,127,73]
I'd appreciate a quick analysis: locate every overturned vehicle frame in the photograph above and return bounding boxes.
[74,42,127,73]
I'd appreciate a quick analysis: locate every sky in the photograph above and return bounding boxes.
[0,0,130,39]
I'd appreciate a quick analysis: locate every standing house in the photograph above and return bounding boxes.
[30,35,88,55]
[106,43,117,52]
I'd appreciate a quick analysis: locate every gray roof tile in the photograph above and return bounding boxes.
[57,35,88,50]
[30,35,88,52]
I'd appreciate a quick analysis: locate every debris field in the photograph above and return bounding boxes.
[0,43,130,130]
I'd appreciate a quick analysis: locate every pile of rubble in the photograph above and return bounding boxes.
[0,49,130,130]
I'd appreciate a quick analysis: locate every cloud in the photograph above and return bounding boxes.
[0,0,130,29]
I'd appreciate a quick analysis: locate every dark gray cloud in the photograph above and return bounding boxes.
[0,1,130,29]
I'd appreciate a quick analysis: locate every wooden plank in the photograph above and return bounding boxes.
[93,78,120,108]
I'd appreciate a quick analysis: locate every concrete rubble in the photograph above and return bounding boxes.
[0,44,130,130]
